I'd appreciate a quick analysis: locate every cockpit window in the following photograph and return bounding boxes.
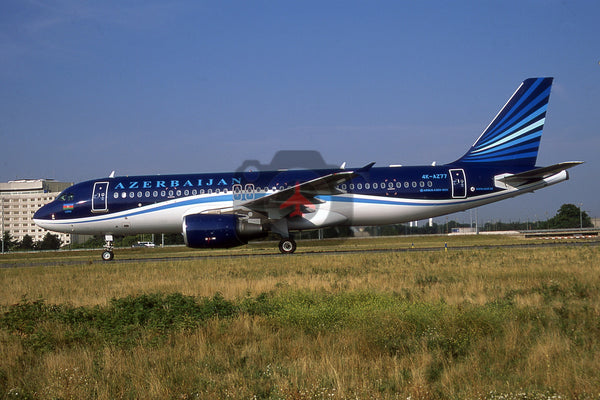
[58,193,75,202]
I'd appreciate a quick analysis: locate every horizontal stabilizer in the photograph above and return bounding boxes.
[496,161,583,187]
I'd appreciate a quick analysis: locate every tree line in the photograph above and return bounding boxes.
[1,231,62,252]
[363,203,593,236]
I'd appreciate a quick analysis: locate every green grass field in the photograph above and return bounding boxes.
[1,235,599,399]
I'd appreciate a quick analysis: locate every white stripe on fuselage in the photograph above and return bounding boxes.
[35,173,561,236]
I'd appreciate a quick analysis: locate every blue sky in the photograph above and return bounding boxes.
[1,1,598,223]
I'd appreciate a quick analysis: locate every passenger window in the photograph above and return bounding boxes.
[373,183,378,189]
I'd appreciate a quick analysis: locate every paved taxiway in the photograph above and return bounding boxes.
[2,239,598,269]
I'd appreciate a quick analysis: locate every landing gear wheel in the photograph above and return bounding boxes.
[278,239,297,254]
[102,234,114,261]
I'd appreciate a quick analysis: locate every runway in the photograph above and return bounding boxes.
[2,238,599,269]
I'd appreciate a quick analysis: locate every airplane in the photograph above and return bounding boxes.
[34,77,582,260]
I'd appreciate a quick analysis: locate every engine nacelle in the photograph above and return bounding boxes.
[183,214,266,249]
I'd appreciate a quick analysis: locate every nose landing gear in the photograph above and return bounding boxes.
[101,234,114,261]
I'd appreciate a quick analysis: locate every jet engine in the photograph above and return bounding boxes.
[182,214,266,249]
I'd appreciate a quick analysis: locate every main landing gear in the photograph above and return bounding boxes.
[272,220,296,254]
[102,234,114,261]
[278,238,297,254]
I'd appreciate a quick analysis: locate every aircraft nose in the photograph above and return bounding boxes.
[33,205,48,220]
[33,204,54,228]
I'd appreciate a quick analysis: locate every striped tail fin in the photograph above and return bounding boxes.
[453,77,553,167]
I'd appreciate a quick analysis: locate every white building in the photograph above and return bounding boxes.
[1,179,72,246]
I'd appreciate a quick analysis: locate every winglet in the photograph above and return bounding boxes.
[109,171,116,178]
[356,162,375,173]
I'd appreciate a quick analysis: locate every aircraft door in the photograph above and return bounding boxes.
[449,169,466,198]
[92,182,109,213]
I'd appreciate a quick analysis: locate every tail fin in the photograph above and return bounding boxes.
[453,77,553,167]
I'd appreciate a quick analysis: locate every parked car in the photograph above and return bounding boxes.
[132,241,155,248]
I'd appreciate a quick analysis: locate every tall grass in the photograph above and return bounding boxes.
[0,240,599,399]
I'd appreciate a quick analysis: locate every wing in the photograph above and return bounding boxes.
[238,162,375,219]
